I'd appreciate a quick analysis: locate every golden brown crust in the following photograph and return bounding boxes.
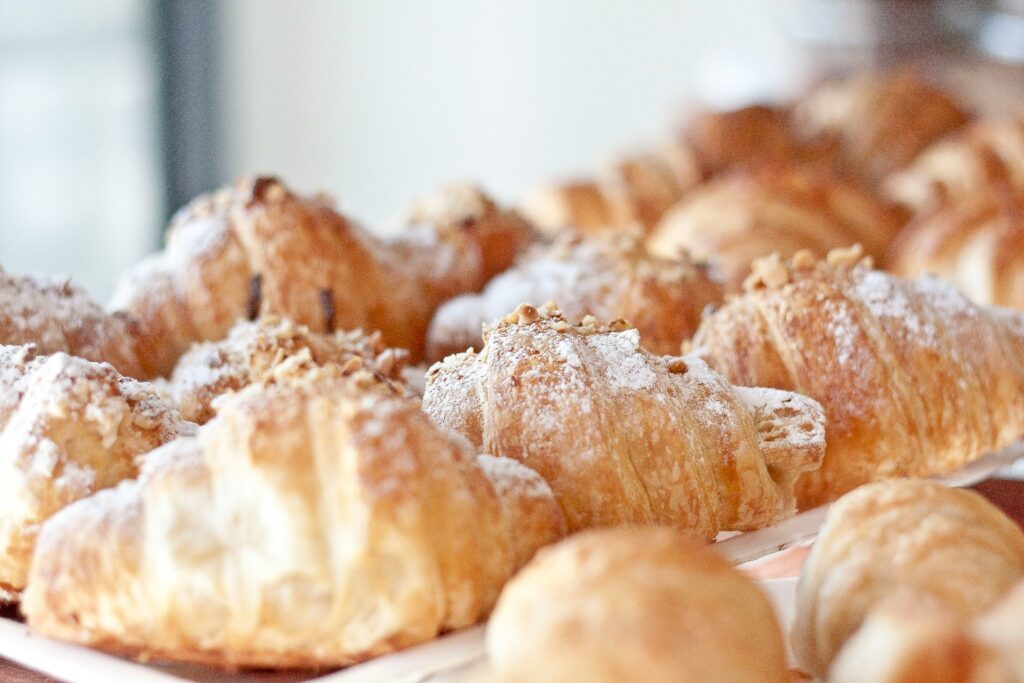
[423,305,825,535]
[792,480,1024,678]
[692,247,1024,507]
[22,368,564,669]
[0,344,191,601]
[648,167,906,291]
[169,316,408,423]
[425,230,722,360]
[110,177,536,376]
[486,527,789,683]
[0,268,146,378]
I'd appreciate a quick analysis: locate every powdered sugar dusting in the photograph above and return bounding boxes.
[477,454,554,501]
[587,328,656,391]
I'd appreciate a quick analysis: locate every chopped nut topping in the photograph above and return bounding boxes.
[667,358,688,374]
[826,244,866,270]
[790,249,817,271]
[743,253,790,291]
[515,304,541,324]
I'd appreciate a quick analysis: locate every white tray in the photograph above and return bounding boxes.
[2,442,1019,683]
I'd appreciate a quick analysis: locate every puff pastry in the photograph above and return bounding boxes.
[110,177,535,376]
[425,230,721,360]
[648,167,905,291]
[423,304,825,535]
[0,344,191,602]
[887,189,1024,309]
[169,316,407,423]
[23,366,564,669]
[692,247,1024,507]
[0,267,145,378]
[791,479,1024,679]
[486,526,789,683]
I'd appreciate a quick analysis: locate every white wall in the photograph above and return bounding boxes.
[219,0,800,229]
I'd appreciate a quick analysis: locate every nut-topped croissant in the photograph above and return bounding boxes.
[22,366,565,669]
[887,189,1024,310]
[884,113,1024,214]
[691,247,1024,508]
[422,304,825,535]
[0,344,192,602]
[169,315,408,423]
[792,480,1024,679]
[425,230,722,361]
[0,267,145,378]
[648,167,905,291]
[110,177,536,377]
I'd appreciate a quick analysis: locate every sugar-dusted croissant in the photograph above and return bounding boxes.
[648,167,905,291]
[691,247,1024,508]
[425,230,722,360]
[519,148,699,234]
[793,68,969,184]
[486,527,789,683]
[884,113,1024,214]
[0,267,145,378]
[423,304,825,535]
[23,366,565,669]
[792,480,1024,679]
[0,344,192,602]
[169,315,407,423]
[110,177,535,377]
[887,189,1024,309]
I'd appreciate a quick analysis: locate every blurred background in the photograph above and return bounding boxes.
[1,0,1022,298]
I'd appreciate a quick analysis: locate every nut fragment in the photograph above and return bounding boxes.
[515,304,541,324]
[826,244,867,270]
[791,249,817,271]
[667,358,688,374]
[340,357,365,375]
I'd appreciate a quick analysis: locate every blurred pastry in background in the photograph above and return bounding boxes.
[648,166,904,292]
[425,230,721,360]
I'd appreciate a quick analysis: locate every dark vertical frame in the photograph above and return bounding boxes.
[155,0,222,227]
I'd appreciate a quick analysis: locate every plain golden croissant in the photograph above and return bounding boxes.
[791,480,1024,679]
[23,366,565,669]
[519,147,700,234]
[485,527,789,683]
[648,167,905,291]
[425,230,722,360]
[793,68,969,184]
[887,189,1024,310]
[169,315,408,423]
[109,176,535,377]
[422,304,825,535]
[0,344,192,602]
[692,247,1024,508]
[0,267,145,378]
[884,113,1024,214]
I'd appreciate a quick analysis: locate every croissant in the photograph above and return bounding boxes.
[519,148,699,234]
[425,230,722,360]
[647,167,905,291]
[691,247,1024,508]
[169,315,407,423]
[884,113,1024,213]
[0,344,191,602]
[793,68,969,183]
[22,366,565,669]
[422,304,825,535]
[485,527,789,683]
[0,267,145,378]
[791,480,1024,679]
[887,189,1024,309]
[109,176,535,377]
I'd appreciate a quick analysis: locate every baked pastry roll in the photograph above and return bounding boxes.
[887,189,1024,309]
[791,480,1024,679]
[486,527,789,683]
[425,230,721,360]
[648,167,904,291]
[169,316,407,423]
[423,304,825,535]
[793,69,969,184]
[0,267,145,378]
[885,112,1024,214]
[692,247,1024,507]
[0,344,191,602]
[110,177,535,376]
[23,367,565,669]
